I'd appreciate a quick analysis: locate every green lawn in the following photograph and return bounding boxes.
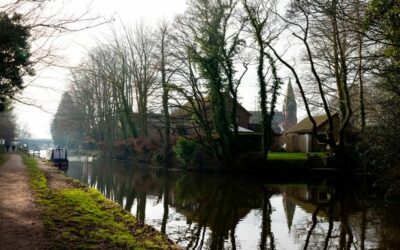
[267,152,326,161]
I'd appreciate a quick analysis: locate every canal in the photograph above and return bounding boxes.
[66,156,400,249]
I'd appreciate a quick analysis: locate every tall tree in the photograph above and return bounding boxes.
[242,0,283,157]
[123,23,159,137]
[0,12,32,111]
[51,92,84,149]
[157,22,173,167]
[180,0,245,167]
[265,0,368,162]
[361,0,400,194]
[0,111,16,144]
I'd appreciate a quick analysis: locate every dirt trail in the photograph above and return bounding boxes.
[0,153,47,249]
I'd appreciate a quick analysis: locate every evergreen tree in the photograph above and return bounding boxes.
[51,92,84,149]
[0,12,32,111]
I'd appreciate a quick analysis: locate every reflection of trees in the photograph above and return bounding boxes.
[292,183,359,250]
[161,172,170,234]
[136,192,147,222]
[174,174,276,250]
[68,158,179,223]
[67,160,400,250]
[303,197,336,250]
[377,202,400,249]
[260,188,275,250]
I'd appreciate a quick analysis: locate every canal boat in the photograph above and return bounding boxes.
[45,147,69,170]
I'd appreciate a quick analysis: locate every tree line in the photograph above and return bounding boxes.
[50,0,398,173]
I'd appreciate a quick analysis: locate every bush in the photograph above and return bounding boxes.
[236,133,262,153]
[173,137,197,166]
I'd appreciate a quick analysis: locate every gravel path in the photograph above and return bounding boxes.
[0,153,47,249]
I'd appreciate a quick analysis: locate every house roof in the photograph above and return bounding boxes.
[248,111,284,124]
[171,92,251,118]
[238,126,254,133]
[285,113,338,134]
[248,111,284,134]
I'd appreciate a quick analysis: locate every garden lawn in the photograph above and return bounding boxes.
[267,152,326,161]
[268,152,307,161]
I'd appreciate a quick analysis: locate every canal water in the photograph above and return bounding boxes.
[66,157,400,249]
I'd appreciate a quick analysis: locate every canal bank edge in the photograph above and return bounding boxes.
[21,154,179,249]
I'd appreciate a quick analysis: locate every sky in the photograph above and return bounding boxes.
[14,0,299,139]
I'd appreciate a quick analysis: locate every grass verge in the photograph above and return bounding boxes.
[21,154,175,249]
[0,152,8,165]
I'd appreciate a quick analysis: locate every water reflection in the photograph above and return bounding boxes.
[67,158,400,249]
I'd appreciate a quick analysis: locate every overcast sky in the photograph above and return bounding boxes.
[14,0,298,139]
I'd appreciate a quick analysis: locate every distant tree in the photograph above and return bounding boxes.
[17,123,31,139]
[51,92,84,149]
[0,111,17,144]
[0,12,32,111]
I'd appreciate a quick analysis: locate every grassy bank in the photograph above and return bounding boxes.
[258,152,328,172]
[0,152,8,165]
[21,154,176,249]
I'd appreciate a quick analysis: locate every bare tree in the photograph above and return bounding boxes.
[123,23,159,137]
[157,21,175,167]
[0,0,107,109]
[264,0,370,161]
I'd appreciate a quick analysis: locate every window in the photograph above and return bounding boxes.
[317,132,327,144]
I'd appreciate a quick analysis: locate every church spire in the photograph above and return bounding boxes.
[282,78,297,131]
[286,78,295,103]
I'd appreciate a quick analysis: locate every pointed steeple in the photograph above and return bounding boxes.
[282,78,297,131]
[286,78,295,103]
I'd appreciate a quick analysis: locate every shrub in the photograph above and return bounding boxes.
[173,137,197,166]
[236,133,262,153]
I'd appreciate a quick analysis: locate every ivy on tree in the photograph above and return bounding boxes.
[0,12,32,111]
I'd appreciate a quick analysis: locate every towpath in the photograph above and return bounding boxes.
[0,153,47,249]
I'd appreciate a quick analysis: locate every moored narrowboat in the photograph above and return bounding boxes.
[45,147,69,170]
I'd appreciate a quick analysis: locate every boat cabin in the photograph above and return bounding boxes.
[45,147,68,170]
